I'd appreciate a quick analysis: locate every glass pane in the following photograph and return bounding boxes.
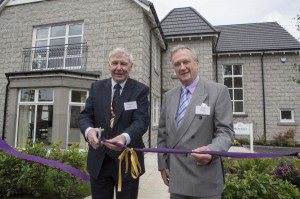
[229,89,233,100]
[69,37,81,44]
[35,105,53,145]
[20,90,35,102]
[69,24,82,35]
[71,90,87,103]
[35,40,47,48]
[233,65,242,75]
[32,60,46,70]
[234,101,243,112]
[234,77,243,88]
[38,89,53,101]
[48,58,64,68]
[50,38,65,46]
[17,105,35,147]
[51,25,66,37]
[281,111,292,120]
[36,28,48,39]
[68,106,87,149]
[224,78,232,88]
[66,57,82,67]
[234,89,243,100]
[223,65,232,75]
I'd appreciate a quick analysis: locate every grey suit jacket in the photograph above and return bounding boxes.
[157,77,234,197]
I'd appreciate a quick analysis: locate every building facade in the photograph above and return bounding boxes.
[0,1,299,148]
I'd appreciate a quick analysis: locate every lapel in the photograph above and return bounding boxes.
[113,78,134,127]
[103,79,112,126]
[169,86,181,134]
[171,78,208,148]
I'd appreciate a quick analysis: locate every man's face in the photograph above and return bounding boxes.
[172,49,199,86]
[109,55,132,83]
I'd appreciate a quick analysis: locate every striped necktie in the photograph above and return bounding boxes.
[110,84,121,128]
[176,88,190,127]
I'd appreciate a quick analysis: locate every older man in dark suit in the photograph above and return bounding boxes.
[79,47,149,199]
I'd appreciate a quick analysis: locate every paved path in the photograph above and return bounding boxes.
[85,146,251,199]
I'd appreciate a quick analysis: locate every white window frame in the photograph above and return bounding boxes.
[152,96,159,126]
[222,64,245,114]
[15,88,54,147]
[280,109,295,123]
[66,89,88,148]
[32,23,84,70]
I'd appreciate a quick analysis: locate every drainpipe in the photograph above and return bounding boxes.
[261,52,267,142]
[215,54,218,82]
[149,26,159,148]
[160,48,164,106]
[2,75,10,140]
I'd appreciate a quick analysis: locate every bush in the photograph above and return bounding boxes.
[223,170,299,199]
[272,162,300,188]
[0,142,90,198]
[272,129,297,147]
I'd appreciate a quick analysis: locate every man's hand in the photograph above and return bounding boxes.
[102,134,126,151]
[160,169,170,186]
[87,128,100,149]
[191,146,212,165]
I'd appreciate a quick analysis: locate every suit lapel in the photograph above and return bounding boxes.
[113,78,134,126]
[171,78,208,148]
[170,87,181,134]
[103,79,112,126]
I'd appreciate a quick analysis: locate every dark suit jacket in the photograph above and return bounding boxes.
[79,78,149,178]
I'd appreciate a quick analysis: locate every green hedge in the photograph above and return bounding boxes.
[0,142,90,198]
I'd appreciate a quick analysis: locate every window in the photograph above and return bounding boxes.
[280,110,295,123]
[152,96,159,126]
[32,23,84,70]
[67,90,88,148]
[223,65,244,113]
[16,89,53,147]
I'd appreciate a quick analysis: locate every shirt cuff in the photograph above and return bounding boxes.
[122,133,131,145]
[85,127,93,139]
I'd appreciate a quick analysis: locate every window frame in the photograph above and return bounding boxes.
[66,89,89,148]
[15,88,54,147]
[31,22,84,70]
[280,109,295,123]
[222,64,245,114]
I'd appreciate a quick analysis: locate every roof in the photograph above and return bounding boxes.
[215,22,300,53]
[161,7,218,37]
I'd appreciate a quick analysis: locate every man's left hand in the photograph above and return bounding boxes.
[102,134,126,151]
[191,146,212,165]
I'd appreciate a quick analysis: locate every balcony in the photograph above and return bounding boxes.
[22,43,88,71]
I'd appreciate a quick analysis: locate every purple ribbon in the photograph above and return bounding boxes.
[0,139,89,183]
[101,137,298,158]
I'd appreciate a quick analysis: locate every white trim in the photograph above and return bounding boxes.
[132,0,150,12]
[215,50,300,57]
[168,34,219,41]
[6,0,43,6]
[222,64,244,114]
[280,109,295,123]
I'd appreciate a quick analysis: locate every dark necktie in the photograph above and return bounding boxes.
[110,84,121,128]
[112,84,121,111]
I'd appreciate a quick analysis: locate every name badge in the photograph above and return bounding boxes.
[195,103,210,115]
[124,101,137,111]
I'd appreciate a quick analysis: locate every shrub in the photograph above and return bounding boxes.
[0,142,90,198]
[272,129,296,147]
[223,170,299,199]
[272,162,300,188]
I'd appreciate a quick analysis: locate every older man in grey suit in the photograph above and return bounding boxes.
[157,45,234,199]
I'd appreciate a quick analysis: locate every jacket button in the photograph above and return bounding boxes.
[191,135,195,139]
[199,116,202,119]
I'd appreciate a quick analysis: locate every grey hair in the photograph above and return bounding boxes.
[170,45,198,62]
[108,47,133,64]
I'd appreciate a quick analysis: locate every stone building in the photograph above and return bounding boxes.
[0,1,299,148]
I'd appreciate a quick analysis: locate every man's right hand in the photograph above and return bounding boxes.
[87,128,100,149]
[160,169,170,186]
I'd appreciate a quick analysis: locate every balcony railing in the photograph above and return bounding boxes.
[22,43,88,71]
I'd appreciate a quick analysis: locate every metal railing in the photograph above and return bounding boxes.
[22,43,88,71]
